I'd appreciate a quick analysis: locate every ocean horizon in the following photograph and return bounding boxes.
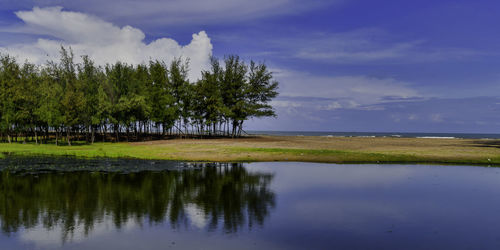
[247,130,500,139]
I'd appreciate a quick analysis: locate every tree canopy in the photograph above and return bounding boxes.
[0,48,278,144]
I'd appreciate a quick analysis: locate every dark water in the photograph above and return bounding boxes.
[248,130,500,139]
[1,157,500,249]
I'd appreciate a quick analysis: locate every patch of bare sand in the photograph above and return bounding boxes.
[133,135,497,152]
[130,135,500,163]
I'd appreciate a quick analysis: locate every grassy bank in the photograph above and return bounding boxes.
[1,136,500,165]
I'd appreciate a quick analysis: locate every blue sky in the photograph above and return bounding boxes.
[0,0,499,133]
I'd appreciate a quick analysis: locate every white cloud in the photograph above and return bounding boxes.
[430,113,444,123]
[324,101,342,110]
[270,100,303,108]
[0,7,213,81]
[297,41,417,62]
[0,0,338,27]
[319,100,361,111]
[272,29,481,64]
[294,29,421,62]
[245,68,420,130]
[408,114,418,120]
[274,69,419,108]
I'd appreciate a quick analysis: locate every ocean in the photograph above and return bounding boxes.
[246,130,500,139]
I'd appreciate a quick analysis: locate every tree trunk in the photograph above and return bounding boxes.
[126,126,129,142]
[67,127,72,146]
[103,125,107,143]
[91,126,95,144]
[86,125,90,143]
[45,126,49,144]
[231,120,237,138]
[238,122,243,137]
[114,124,119,142]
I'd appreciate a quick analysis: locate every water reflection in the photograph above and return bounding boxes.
[0,162,275,244]
[3,159,500,250]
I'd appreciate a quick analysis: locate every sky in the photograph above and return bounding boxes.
[0,0,499,133]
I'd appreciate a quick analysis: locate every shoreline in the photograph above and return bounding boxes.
[1,135,500,166]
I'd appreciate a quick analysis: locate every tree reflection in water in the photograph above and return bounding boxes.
[0,162,275,242]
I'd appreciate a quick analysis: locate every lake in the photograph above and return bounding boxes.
[0,156,500,249]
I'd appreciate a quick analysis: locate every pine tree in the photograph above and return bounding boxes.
[0,50,279,143]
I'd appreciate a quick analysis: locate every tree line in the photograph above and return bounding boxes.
[0,48,278,145]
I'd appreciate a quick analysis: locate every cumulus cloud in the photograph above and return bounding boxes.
[0,7,213,81]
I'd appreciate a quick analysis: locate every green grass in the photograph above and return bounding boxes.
[1,140,500,166]
[227,147,500,165]
[0,142,170,160]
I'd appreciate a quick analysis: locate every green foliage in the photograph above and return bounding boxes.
[0,55,20,142]
[148,60,176,132]
[0,49,279,144]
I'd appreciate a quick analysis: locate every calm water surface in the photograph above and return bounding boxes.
[1,157,500,249]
